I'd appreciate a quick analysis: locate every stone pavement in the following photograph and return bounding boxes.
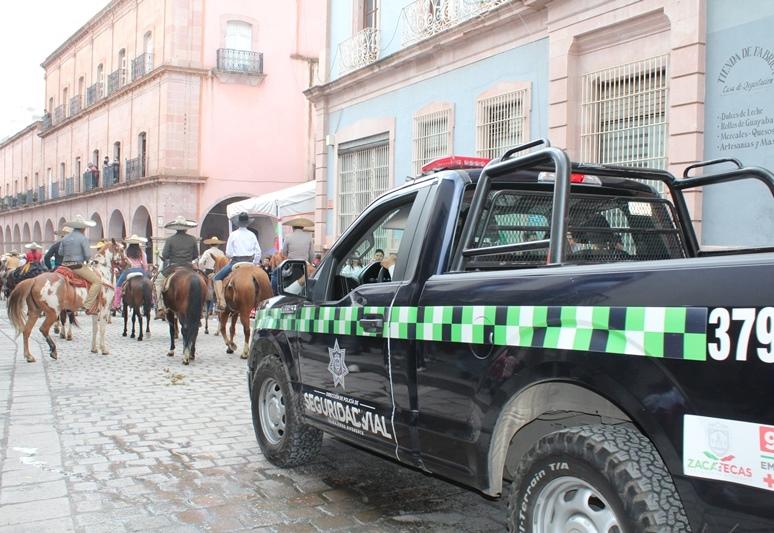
[0,310,506,532]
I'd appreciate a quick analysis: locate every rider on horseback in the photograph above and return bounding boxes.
[60,215,102,315]
[198,236,226,275]
[112,234,149,311]
[213,212,261,311]
[154,216,199,318]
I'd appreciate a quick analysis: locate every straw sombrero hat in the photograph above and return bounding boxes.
[55,226,72,236]
[203,236,226,245]
[164,216,197,231]
[282,217,314,228]
[24,242,42,250]
[90,240,107,249]
[124,234,148,245]
[66,214,97,229]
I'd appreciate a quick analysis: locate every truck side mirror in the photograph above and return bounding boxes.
[278,259,309,299]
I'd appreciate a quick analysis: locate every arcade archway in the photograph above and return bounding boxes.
[89,213,104,244]
[132,206,153,263]
[108,209,126,240]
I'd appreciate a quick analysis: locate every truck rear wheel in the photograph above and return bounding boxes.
[507,424,690,533]
[251,356,322,467]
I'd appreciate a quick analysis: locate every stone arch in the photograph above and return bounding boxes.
[13,225,21,250]
[0,226,3,253]
[44,220,55,245]
[22,223,31,244]
[4,226,11,251]
[57,217,67,231]
[89,213,104,244]
[132,206,153,262]
[199,195,249,254]
[33,221,42,243]
[108,209,126,240]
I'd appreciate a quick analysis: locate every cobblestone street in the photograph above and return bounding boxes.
[0,310,505,532]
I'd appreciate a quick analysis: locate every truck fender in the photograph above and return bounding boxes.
[484,382,630,497]
[248,332,300,383]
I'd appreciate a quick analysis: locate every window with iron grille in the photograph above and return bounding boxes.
[476,87,529,160]
[337,137,390,234]
[412,107,451,175]
[580,55,669,191]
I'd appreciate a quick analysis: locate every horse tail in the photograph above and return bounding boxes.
[142,279,153,315]
[186,273,204,328]
[7,278,33,334]
[252,269,273,304]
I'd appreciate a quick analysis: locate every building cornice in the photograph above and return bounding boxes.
[0,122,41,150]
[41,0,127,68]
[304,0,547,105]
[38,65,210,139]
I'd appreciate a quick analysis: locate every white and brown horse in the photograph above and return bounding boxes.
[7,241,120,362]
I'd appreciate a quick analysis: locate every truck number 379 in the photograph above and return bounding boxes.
[708,307,774,363]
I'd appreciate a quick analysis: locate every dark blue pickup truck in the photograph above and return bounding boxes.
[248,140,774,532]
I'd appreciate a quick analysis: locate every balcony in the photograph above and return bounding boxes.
[36,186,46,203]
[125,156,146,181]
[63,177,75,196]
[41,112,52,130]
[131,53,154,81]
[107,68,127,96]
[82,170,100,192]
[53,104,66,124]
[69,95,82,117]
[50,182,60,200]
[103,162,120,186]
[338,28,380,74]
[216,49,263,75]
[86,82,104,107]
[401,0,511,45]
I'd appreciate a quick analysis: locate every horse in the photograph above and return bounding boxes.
[122,274,153,340]
[218,264,273,359]
[7,241,118,362]
[162,268,207,365]
[203,254,229,335]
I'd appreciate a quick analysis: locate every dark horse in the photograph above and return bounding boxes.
[162,268,207,365]
[122,274,153,340]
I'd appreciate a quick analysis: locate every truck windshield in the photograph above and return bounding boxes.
[457,186,685,271]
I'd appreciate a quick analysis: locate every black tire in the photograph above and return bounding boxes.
[250,356,322,467]
[507,424,690,533]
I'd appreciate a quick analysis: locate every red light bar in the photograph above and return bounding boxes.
[421,155,491,174]
[570,173,586,183]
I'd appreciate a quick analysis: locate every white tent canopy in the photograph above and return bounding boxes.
[226,180,315,220]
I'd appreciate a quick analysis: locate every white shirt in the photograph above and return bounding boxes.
[226,227,261,262]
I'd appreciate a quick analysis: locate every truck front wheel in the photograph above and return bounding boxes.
[251,356,322,467]
[507,424,690,532]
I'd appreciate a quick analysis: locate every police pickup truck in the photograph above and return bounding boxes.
[248,139,774,532]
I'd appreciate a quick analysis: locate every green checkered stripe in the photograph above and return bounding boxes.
[255,305,708,360]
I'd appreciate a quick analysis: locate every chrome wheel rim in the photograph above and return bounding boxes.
[533,476,621,533]
[258,377,286,445]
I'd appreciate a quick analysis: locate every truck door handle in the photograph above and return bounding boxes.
[359,316,384,333]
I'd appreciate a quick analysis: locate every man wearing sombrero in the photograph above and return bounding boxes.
[281,217,314,262]
[44,226,72,270]
[60,215,102,314]
[198,236,226,276]
[212,212,261,311]
[154,216,199,318]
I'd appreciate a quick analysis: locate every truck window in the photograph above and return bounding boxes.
[459,188,685,271]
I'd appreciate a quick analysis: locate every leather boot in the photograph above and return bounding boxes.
[214,280,226,311]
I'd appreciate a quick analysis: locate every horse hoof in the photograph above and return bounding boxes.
[26,356,36,363]
[240,353,248,360]
[226,348,234,354]
[49,352,58,360]
[130,334,135,339]
[66,334,72,341]
[183,359,189,366]
[190,354,195,360]
[138,337,143,342]
[102,351,109,355]
[91,349,97,354]
[122,332,127,337]
[167,351,174,357]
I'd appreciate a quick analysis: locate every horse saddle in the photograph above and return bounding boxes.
[126,272,144,281]
[232,261,254,271]
[54,266,91,289]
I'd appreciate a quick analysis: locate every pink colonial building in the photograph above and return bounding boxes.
[0,0,322,259]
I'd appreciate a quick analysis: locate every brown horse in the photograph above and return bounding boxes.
[7,241,119,362]
[219,264,273,358]
[122,274,153,340]
[163,268,207,365]
[204,254,229,335]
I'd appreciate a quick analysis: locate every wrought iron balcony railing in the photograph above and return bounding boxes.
[53,104,66,124]
[41,113,52,130]
[338,28,380,74]
[86,83,98,106]
[131,53,154,81]
[69,95,82,117]
[107,68,127,95]
[37,186,46,203]
[216,49,263,75]
[64,177,74,196]
[125,156,146,181]
[82,171,100,192]
[401,0,511,46]
[50,182,60,200]
[103,163,120,186]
